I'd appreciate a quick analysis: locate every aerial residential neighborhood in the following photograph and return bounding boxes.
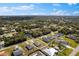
[0,16,79,56]
[0,3,79,56]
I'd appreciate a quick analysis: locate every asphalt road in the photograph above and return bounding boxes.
[69,45,79,56]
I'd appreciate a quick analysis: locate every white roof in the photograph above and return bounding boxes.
[43,48,58,56]
[0,41,4,45]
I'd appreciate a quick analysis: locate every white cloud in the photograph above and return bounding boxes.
[51,9,79,16]
[29,12,47,15]
[11,4,34,11]
[73,11,79,15]
[52,3,61,6]
[0,4,35,13]
[52,9,70,16]
[0,7,13,12]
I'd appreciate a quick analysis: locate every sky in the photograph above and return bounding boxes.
[0,3,79,16]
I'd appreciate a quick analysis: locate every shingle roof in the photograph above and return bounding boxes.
[67,35,77,40]
[13,49,22,56]
[54,33,63,37]
[34,42,41,47]
[25,45,33,50]
[43,37,50,43]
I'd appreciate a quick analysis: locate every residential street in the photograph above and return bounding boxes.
[69,45,79,56]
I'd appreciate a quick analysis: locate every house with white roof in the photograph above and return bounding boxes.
[42,48,58,56]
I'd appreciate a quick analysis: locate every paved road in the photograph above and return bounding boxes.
[69,45,79,56]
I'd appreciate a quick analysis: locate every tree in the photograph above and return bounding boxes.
[41,28,51,35]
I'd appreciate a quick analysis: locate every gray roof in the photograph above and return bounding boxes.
[67,35,77,40]
[25,45,33,50]
[13,49,22,56]
[42,37,52,43]
[54,33,63,37]
[34,42,41,47]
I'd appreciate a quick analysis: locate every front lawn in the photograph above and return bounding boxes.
[57,48,73,56]
[60,36,78,48]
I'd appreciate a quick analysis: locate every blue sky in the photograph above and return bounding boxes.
[0,3,79,16]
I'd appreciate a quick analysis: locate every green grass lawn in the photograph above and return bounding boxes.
[57,48,73,56]
[47,33,52,36]
[62,48,73,56]
[47,32,55,36]
[60,36,78,48]
[57,52,65,56]
[35,39,48,46]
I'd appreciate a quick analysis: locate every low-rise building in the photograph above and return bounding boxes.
[33,42,41,47]
[54,33,63,37]
[42,48,58,56]
[0,41,5,49]
[25,45,34,50]
[12,46,23,56]
[42,37,52,43]
[67,34,77,40]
